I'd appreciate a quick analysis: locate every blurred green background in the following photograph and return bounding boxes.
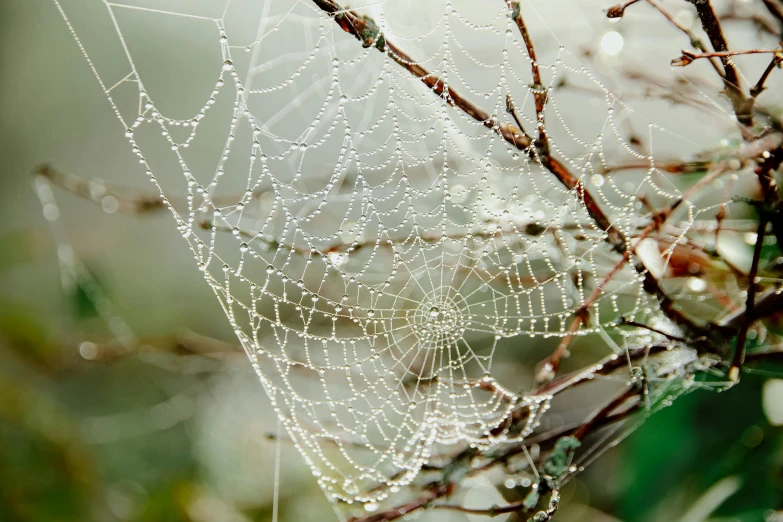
[1,1,783,521]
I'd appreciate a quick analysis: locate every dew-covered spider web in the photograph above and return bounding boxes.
[51,0,730,505]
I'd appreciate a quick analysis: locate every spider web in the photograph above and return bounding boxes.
[50,0,722,505]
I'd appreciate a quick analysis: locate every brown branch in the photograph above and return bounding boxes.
[745,343,783,362]
[34,164,264,215]
[645,0,725,77]
[617,318,690,343]
[761,0,783,37]
[312,0,730,369]
[535,313,586,384]
[689,0,755,128]
[34,164,166,214]
[729,211,766,382]
[673,46,783,67]
[750,53,783,97]
[754,145,783,259]
[605,0,642,18]
[432,499,531,517]
[720,11,780,37]
[602,160,712,175]
[573,382,641,441]
[310,0,624,250]
[507,1,550,157]
[723,147,783,376]
[347,483,453,522]
[506,94,532,143]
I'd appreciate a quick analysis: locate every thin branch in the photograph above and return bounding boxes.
[35,164,166,214]
[689,0,755,128]
[310,0,624,250]
[34,164,265,215]
[720,10,780,37]
[573,382,641,441]
[507,0,550,157]
[673,46,783,67]
[750,53,783,97]
[432,499,531,517]
[645,0,725,77]
[616,318,690,343]
[347,483,452,522]
[761,0,783,37]
[535,313,586,384]
[729,210,766,382]
[506,94,532,143]
[605,0,642,18]
[745,343,783,362]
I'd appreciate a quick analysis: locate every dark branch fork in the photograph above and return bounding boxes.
[690,0,755,128]
[615,0,783,378]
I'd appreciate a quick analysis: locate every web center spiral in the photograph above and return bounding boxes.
[408,287,468,349]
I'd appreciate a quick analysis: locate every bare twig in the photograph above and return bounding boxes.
[605,0,642,18]
[645,0,725,77]
[750,53,783,97]
[347,483,453,522]
[761,0,783,37]
[573,382,641,441]
[729,210,766,382]
[507,0,550,157]
[35,164,166,214]
[310,0,624,249]
[673,46,783,67]
[689,0,755,128]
